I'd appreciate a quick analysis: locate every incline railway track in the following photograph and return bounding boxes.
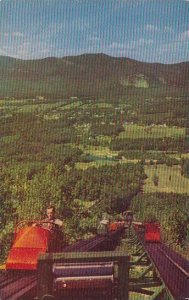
[0,231,121,300]
[145,242,189,300]
[0,271,37,300]
[135,229,189,299]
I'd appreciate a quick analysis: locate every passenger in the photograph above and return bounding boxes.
[97,214,109,236]
[32,205,63,230]
[123,211,133,228]
[44,205,63,230]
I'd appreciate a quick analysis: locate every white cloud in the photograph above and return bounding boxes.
[145,24,160,33]
[12,32,24,37]
[109,42,126,49]
[109,39,153,52]
[0,31,24,38]
[88,36,101,43]
[0,32,8,37]
[179,30,189,41]
[47,23,65,34]
[164,26,174,34]
[0,39,53,59]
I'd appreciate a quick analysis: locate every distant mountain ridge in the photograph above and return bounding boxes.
[0,53,188,97]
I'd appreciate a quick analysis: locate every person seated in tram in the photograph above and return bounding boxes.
[97,214,109,236]
[44,205,63,230]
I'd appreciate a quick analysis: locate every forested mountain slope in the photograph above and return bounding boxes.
[0,54,188,97]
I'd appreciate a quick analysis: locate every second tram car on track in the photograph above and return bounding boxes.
[144,222,161,242]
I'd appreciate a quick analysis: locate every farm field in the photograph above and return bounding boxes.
[168,153,189,159]
[119,124,185,139]
[76,158,140,170]
[144,164,189,194]
[82,145,119,157]
[70,144,119,157]
[76,160,117,170]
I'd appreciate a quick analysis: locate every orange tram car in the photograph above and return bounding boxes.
[133,221,161,242]
[6,220,65,270]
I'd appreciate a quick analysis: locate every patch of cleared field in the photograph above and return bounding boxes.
[121,158,140,164]
[76,160,117,170]
[17,104,50,113]
[81,102,113,109]
[0,101,64,114]
[76,158,139,170]
[167,153,189,160]
[96,135,111,144]
[119,124,185,139]
[1,135,19,142]
[59,101,83,110]
[76,162,96,170]
[90,103,113,108]
[77,145,119,157]
[44,114,60,120]
[166,153,182,160]
[144,164,189,194]
[181,153,189,159]
[0,99,35,106]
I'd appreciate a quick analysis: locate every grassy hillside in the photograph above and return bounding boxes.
[119,124,185,139]
[144,165,189,194]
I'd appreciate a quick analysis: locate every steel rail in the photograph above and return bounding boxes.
[160,248,189,278]
[0,273,36,300]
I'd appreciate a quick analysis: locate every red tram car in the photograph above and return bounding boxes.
[6,220,65,270]
[144,222,161,242]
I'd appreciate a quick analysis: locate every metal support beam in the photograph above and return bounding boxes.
[150,285,166,300]
[139,263,153,278]
[133,245,144,256]
[132,251,148,265]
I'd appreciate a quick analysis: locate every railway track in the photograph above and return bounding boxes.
[0,271,37,300]
[0,232,121,300]
[134,229,189,299]
[145,242,189,300]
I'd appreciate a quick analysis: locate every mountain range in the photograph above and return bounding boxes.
[0,53,188,98]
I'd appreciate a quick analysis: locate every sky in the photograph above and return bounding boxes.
[0,0,189,63]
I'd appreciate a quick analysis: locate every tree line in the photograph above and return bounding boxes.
[110,137,186,152]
